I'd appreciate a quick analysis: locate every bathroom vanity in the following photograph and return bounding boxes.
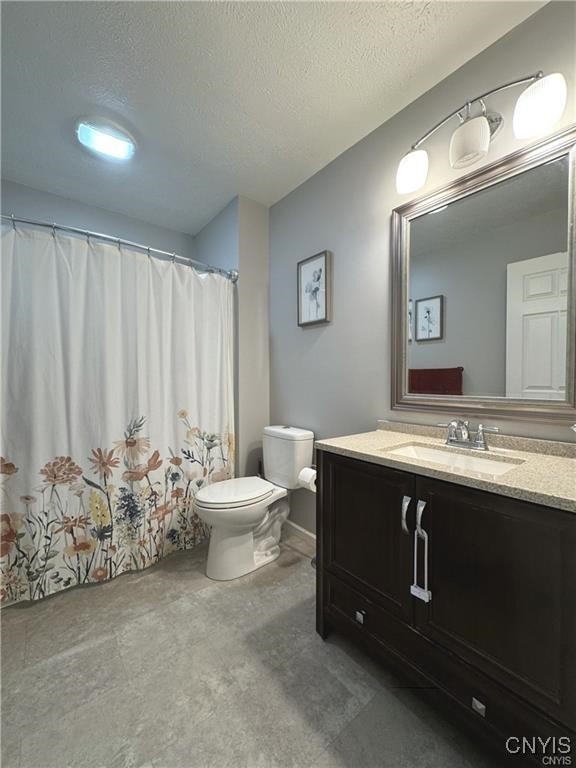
[315,426,576,761]
[313,124,576,760]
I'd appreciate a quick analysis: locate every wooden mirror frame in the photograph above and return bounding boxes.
[391,125,576,422]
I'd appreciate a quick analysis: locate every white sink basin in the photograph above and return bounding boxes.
[385,443,524,477]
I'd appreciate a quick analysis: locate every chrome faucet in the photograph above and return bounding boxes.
[438,420,499,451]
[442,419,469,445]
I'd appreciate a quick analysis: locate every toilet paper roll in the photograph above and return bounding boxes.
[298,467,317,493]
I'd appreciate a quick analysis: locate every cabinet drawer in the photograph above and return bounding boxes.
[325,572,374,631]
[412,623,574,743]
[324,572,574,750]
[324,572,412,660]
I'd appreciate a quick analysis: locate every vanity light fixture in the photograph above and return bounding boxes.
[395,149,429,195]
[395,71,567,194]
[76,119,135,161]
[449,109,491,169]
[512,73,568,139]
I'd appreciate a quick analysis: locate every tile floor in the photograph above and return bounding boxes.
[1,528,507,768]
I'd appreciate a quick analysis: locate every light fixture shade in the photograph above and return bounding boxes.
[396,149,429,194]
[513,73,567,139]
[76,120,135,160]
[449,115,490,169]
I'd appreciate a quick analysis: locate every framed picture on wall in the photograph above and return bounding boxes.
[415,295,443,341]
[297,250,332,327]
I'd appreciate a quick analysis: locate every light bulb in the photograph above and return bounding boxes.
[76,120,135,160]
[513,73,567,139]
[449,115,490,169]
[396,149,429,194]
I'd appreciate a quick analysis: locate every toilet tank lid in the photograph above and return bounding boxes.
[263,425,314,441]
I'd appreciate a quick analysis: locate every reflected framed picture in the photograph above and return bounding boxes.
[415,295,443,341]
[297,250,332,327]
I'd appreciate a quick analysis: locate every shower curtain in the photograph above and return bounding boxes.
[0,224,234,604]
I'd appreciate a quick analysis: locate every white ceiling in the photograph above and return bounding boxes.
[1,1,545,235]
[411,155,569,258]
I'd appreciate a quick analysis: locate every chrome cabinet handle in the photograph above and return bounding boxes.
[401,495,411,535]
[415,499,426,535]
[410,499,432,603]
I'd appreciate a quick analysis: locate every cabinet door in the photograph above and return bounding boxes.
[322,452,414,622]
[413,476,576,729]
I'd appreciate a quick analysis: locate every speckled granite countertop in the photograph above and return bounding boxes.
[315,424,576,513]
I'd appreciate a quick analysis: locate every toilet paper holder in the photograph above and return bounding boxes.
[298,466,317,493]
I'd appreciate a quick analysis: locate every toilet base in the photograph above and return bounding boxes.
[205,497,289,581]
[254,542,281,570]
[206,529,281,581]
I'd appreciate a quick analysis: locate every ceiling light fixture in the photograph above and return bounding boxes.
[76,119,135,161]
[396,71,567,194]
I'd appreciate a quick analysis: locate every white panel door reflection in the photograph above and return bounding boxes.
[506,252,568,399]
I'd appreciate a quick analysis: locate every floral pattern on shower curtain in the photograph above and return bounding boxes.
[0,224,235,604]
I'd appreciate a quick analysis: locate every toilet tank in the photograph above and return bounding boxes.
[262,426,314,489]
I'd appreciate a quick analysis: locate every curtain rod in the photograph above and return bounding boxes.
[1,213,239,283]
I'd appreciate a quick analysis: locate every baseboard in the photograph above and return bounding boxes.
[285,519,316,541]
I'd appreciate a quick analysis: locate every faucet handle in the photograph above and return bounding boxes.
[438,420,458,442]
[474,423,499,450]
[478,424,499,434]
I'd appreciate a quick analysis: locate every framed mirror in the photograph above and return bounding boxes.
[391,126,576,421]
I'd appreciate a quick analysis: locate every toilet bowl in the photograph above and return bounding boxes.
[195,477,288,580]
[194,426,314,580]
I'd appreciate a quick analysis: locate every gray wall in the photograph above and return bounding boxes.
[1,180,197,260]
[409,206,567,395]
[194,196,270,478]
[194,198,239,272]
[269,2,576,533]
[236,197,270,476]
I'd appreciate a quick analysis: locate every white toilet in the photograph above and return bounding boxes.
[194,426,314,580]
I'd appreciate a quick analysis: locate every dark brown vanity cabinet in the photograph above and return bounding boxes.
[322,453,413,622]
[317,450,576,757]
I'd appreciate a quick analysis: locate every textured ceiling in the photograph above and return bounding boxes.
[411,155,568,258]
[1,1,545,235]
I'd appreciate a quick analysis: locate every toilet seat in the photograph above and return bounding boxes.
[195,476,275,510]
